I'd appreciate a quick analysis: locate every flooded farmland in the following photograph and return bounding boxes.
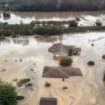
[0,10,105,105]
[0,31,105,105]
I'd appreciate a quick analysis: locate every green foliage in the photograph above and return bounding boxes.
[17,78,31,87]
[0,23,105,37]
[0,36,5,40]
[76,17,80,21]
[45,82,51,87]
[34,25,64,35]
[87,61,95,66]
[102,55,105,60]
[65,26,105,33]
[103,74,105,81]
[60,57,73,66]
[62,86,68,90]
[16,96,24,101]
[0,81,17,105]
[96,21,102,26]
[30,21,36,26]
[69,20,78,27]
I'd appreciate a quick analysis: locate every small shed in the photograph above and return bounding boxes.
[40,97,57,105]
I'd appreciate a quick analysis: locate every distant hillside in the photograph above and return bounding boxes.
[0,0,105,11]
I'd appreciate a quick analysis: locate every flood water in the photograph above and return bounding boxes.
[0,11,105,105]
[0,11,105,25]
[0,32,105,105]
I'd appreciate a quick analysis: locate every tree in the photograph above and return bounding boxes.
[0,81,17,105]
[96,20,102,26]
[69,20,78,27]
[60,57,73,66]
[87,61,95,66]
[102,54,105,60]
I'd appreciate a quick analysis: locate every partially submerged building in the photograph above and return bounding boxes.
[48,43,81,57]
[42,66,83,78]
[40,97,57,105]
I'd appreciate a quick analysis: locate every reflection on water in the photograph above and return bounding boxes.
[0,32,105,50]
[12,38,29,46]
[0,35,64,47]
[0,11,105,25]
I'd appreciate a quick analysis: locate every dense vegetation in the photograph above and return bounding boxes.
[0,0,105,11]
[102,55,105,60]
[45,82,51,88]
[0,22,105,38]
[0,81,17,105]
[60,57,73,66]
[34,25,64,35]
[87,61,95,66]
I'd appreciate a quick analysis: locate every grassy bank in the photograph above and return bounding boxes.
[0,23,105,38]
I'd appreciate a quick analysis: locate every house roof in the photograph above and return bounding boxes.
[48,43,81,54]
[40,97,57,105]
[42,66,83,78]
[48,43,65,53]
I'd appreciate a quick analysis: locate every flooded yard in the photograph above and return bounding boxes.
[0,32,105,105]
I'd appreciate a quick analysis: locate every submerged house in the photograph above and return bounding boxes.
[48,43,81,57]
[42,66,83,78]
[72,48,81,55]
[40,97,57,105]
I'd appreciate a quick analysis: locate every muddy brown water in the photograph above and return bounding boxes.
[0,32,105,105]
[0,10,105,105]
[0,11,105,25]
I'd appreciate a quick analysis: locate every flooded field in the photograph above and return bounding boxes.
[0,11,105,26]
[0,32,105,105]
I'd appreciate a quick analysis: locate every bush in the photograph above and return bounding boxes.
[3,12,11,18]
[96,21,102,26]
[45,82,51,88]
[102,55,105,60]
[30,21,36,26]
[87,61,95,66]
[103,74,105,81]
[91,44,94,46]
[69,20,78,27]
[60,57,73,66]
[16,96,24,101]
[0,81,17,105]
[0,36,5,40]
[62,86,68,90]
[17,78,31,87]
[76,17,80,21]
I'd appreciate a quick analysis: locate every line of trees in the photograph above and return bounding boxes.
[0,0,105,11]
